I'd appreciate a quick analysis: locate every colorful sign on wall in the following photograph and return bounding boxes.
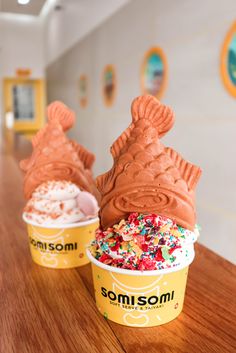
[221,22,236,97]
[16,68,31,77]
[102,65,116,107]
[78,75,88,108]
[141,47,167,100]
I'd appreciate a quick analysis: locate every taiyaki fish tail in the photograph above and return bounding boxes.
[31,101,75,148]
[131,95,174,137]
[47,101,75,131]
[71,141,95,170]
[110,95,174,160]
[165,147,202,190]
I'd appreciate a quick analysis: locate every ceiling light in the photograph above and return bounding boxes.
[18,0,31,5]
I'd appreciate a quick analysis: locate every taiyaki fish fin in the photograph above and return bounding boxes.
[131,95,174,138]
[47,101,75,131]
[110,126,133,159]
[32,125,48,148]
[96,171,109,192]
[19,158,30,172]
[70,140,95,170]
[96,168,115,194]
[78,145,95,170]
[165,147,202,190]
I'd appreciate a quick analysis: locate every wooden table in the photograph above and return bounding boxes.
[1,133,236,353]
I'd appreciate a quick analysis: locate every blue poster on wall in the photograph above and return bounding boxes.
[141,47,167,100]
[221,21,236,97]
[227,34,236,86]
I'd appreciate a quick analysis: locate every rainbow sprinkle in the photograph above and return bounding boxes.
[90,213,199,271]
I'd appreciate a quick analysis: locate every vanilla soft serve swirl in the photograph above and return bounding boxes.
[24,180,98,225]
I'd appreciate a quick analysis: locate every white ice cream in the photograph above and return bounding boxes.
[23,180,98,225]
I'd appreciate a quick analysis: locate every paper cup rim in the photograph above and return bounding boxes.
[86,248,195,276]
[23,213,99,229]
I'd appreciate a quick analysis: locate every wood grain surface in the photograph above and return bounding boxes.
[1,133,236,353]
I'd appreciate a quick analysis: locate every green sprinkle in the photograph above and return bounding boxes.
[196,224,201,231]
[161,247,170,261]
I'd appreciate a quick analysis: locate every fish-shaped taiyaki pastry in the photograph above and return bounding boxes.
[96,95,202,231]
[20,101,98,200]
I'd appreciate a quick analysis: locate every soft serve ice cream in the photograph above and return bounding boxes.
[24,180,99,225]
[20,101,99,226]
[90,213,199,270]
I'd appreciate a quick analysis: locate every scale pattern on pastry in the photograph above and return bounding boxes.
[96,95,202,230]
[20,101,96,200]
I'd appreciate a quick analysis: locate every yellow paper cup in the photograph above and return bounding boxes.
[23,215,99,269]
[87,249,194,327]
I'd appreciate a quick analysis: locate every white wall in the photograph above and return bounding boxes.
[0,15,44,77]
[46,0,236,264]
[0,14,45,124]
[44,0,130,66]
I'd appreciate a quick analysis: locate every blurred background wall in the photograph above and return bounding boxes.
[45,0,236,264]
[0,14,44,122]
